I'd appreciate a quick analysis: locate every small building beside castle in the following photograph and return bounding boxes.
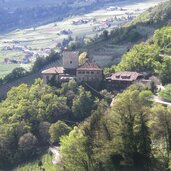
[106,71,145,89]
[41,67,65,84]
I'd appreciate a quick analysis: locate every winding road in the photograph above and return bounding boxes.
[153,95,171,106]
[49,146,61,165]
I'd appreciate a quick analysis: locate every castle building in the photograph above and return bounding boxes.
[63,51,79,75]
[76,60,103,83]
[41,51,150,90]
[41,67,65,84]
[41,51,103,84]
[167,20,171,26]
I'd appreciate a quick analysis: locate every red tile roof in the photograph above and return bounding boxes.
[77,60,102,71]
[41,67,64,74]
[109,71,143,81]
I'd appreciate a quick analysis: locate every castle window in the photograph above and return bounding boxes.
[70,61,72,64]
[86,71,90,74]
[91,71,94,74]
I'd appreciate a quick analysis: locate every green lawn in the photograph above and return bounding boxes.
[0,50,25,62]
[14,153,57,171]
[0,64,20,78]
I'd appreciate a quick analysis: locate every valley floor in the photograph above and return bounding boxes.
[0,0,165,78]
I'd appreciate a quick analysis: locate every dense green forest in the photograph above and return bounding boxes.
[159,85,171,102]
[14,25,171,171]
[2,79,171,171]
[59,85,170,171]
[0,79,98,169]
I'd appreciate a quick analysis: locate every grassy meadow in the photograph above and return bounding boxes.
[14,153,57,171]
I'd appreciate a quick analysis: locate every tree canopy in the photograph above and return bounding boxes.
[0,79,97,169]
[115,26,171,85]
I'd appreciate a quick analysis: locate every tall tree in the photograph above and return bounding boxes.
[72,86,94,121]
[100,87,152,170]
[49,121,71,145]
[60,127,93,171]
[150,105,171,170]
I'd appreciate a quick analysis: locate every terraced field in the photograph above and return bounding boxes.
[88,41,130,67]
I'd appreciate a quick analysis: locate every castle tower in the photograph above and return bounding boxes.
[63,51,79,69]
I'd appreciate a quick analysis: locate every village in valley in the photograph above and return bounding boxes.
[0,0,162,78]
[0,5,136,65]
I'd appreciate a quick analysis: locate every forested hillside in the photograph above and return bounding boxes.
[111,0,171,43]
[115,26,171,85]
[129,0,171,27]
[55,26,171,171]
[0,79,97,169]
[59,85,171,171]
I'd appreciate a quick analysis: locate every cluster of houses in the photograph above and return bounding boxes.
[2,44,52,65]
[57,29,72,35]
[71,6,136,34]
[106,6,128,11]
[72,18,92,25]
[93,15,133,32]
[41,51,151,89]
[72,15,133,33]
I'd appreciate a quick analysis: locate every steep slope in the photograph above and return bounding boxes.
[129,0,171,27]
[86,0,170,67]
[115,26,171,85]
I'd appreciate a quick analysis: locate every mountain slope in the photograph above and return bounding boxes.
[85,0,170,67]
[0,0,133,33]
[129,0,171,27]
